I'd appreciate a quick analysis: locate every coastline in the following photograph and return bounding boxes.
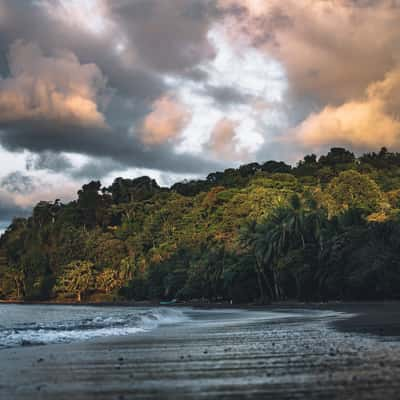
[2,300,400,337]
[1,304,400,399]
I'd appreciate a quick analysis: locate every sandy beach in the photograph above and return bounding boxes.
[1,304,400,399]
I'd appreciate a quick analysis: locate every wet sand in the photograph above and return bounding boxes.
[1,305,400,399]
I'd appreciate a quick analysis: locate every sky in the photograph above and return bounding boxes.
[0,0,400,230]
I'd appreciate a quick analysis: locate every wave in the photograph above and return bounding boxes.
[0,307,189,349]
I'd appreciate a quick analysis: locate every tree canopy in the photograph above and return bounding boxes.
[1,147,400,303]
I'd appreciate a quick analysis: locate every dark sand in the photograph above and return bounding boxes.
[1,304,400,399]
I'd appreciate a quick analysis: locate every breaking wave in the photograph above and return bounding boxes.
[0,306,188,349]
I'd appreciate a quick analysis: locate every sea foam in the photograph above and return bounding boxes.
[0,307,188,349]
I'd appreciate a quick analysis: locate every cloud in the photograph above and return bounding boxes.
[1,172,36,194]
[294,100,400,151]
[0,40,107,127]
[25,151,125,180]
[0,3,225,175]
[294,67,400,151]
[169,27,286,159]
[203,84,248,105]
[0,2,6,24]
[0,43,220,175]
[215,0,400,160]
[140,95,191,145]
[71,158,126,180]
[0,170,76,227]
[0,120,222,175]
[106,0,217,73]
[206,118,247,161]
[26,152,74,173]
[218,0,270,16]
[0,190,30,227]
[0,167,83,228]
[3,180,79,210]
[39,0,111,36]
[218,0,400,105]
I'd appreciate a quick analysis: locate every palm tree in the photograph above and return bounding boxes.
[240,221,274,303]
[242,195,327,301]
[262,196,307,299]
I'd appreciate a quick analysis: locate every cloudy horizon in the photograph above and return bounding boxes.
[1,0,400,229]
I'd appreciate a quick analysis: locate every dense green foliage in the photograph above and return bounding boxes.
[1,147,400,303]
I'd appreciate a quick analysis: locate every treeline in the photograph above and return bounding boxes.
[1,147,400,303]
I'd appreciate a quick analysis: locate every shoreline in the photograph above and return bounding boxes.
[1,305,400,399]
[2,298,400,307]
[2,301,400,338]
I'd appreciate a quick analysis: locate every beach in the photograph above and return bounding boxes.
[1,304,400,399]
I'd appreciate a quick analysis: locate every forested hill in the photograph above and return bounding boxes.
[1,147,400,303]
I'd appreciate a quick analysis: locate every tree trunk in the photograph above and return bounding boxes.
[260,268,274,301]
[295,273,301,301]
[255,268,265,304]
[255,259,272,304]
[272,268,280,301]
[77,291,82,302]
[15,278,20,298]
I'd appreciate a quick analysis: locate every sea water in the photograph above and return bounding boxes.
[0,304,340,350]
[0,304,188,349]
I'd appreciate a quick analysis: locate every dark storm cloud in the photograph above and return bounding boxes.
[25,150,126,181]
[0,121,222,174]
[26,152,74,173]
[71,158,126,180]
[107,0,217,72]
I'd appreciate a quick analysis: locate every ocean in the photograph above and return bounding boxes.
[0,304,189,348]
[0,304,305,349]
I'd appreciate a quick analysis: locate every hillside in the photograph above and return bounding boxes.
[1,147,400,303]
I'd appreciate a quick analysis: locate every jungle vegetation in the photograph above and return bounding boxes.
[1,147,400,303]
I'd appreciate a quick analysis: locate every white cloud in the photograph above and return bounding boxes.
[204,28,286,102]
[163,26,288,161]
[38,0,110,35]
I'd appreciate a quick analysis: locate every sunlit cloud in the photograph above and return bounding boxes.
[207,118,247,161]
[140,95,191,145]
[0,40,108,127]
[295,67,400,151]
[219,0,400,105]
